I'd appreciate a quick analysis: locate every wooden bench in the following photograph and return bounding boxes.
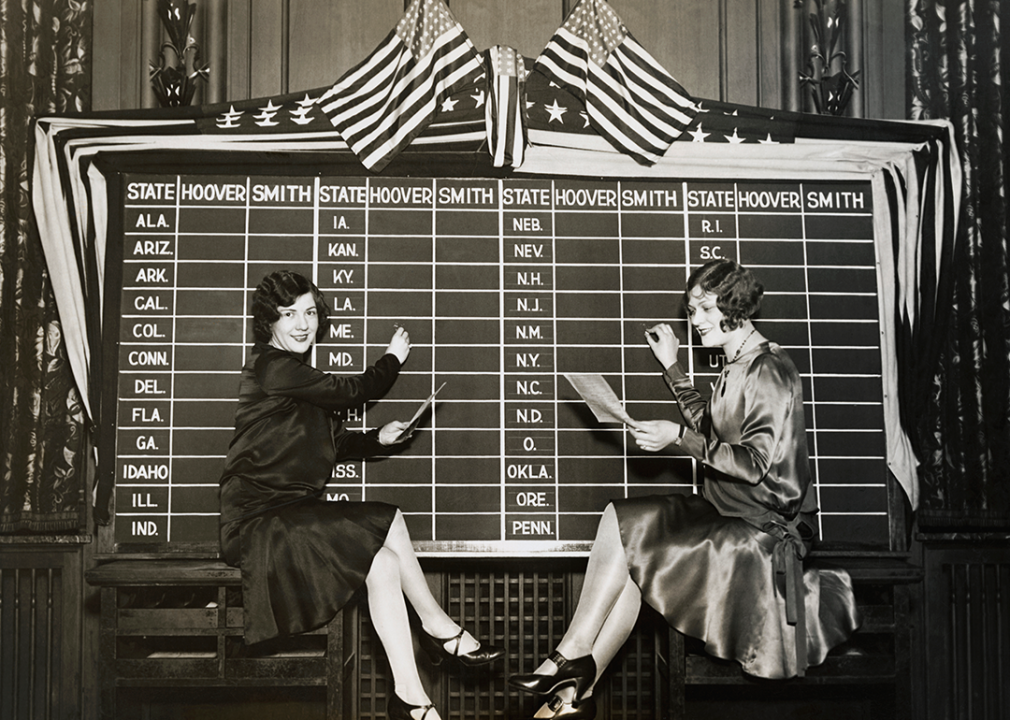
[658,551,922,720]
[85,559,354,719]
[89,552,920,719]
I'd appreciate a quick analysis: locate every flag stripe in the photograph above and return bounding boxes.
[337,52,429,139]
[586,38,694,141]
[590,64,683,144]
[532,0,697,164]
[620,35,695,107]
[537,34,590,98]
[358,50,482,166]
[324,26,469,125]
[318,30,402,110]
[588,61,692,150]
[490,73,509,165]
[540,36,670,161]
[320,0,483,171]
[485,46,526,167]
[606,40,696,119]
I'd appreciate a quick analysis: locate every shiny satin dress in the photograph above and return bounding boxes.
[219,342,401,645]
[615,341,860,678]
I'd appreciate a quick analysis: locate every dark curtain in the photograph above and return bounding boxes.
[0,0,91,532]
[908,1,1010,529]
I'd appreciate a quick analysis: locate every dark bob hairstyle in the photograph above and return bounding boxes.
[251,270,330,345]
[684,259,763,331]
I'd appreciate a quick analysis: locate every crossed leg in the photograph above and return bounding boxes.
[365,510,481,718]
[531,503,643,701]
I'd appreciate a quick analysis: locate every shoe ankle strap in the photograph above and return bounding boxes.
[445,628,465,656]
[548,650,570,668]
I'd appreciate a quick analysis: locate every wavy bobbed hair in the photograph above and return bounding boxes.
[684,259,763,331]
[252,270,330,345]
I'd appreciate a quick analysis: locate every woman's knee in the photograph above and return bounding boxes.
[596,503,620,538]
[588,503,627,566]
[366,546,400,588]
[387,508,409,540]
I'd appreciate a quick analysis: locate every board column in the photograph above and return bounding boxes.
[116,179,179,546]
[331,178,438,540]
[168,176,252,544]
[502,179,556,543]
[317,177,371,503]
[619,181,694,496]
[428,179,502,542]
[799,182,886,543]
[553,179,624,541]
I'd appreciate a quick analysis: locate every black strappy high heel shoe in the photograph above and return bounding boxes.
[508,651,596,698]
[387,693,436,720]
[419,627,506,667]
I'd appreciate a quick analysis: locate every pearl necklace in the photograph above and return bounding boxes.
[720,328,757,397]
[727,328,757,364]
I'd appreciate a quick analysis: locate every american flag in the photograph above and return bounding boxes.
[317,0,484,171]
[533,0,698,165]
[485,46,527,168]
[524,65,796,145]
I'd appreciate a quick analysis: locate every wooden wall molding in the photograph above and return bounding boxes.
[93,0,905,119]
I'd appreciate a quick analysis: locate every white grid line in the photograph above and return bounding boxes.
[115,177,885,549]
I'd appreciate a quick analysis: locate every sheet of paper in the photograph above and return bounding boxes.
[396,381,446,441]
[563,373,637,426]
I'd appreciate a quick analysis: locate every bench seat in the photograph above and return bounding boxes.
[660,552,921,719]
[86,559,350,719]
[88,552,920,718]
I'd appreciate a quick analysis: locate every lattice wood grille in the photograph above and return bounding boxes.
[351,563,668,719]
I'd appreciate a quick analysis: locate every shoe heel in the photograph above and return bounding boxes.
[508,651,596,698]
[418,629,454,665]
[387,693,435,720]
[571,660,596,699]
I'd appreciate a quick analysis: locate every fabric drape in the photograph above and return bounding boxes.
[0,0,90,532]
[908,0,1010,529]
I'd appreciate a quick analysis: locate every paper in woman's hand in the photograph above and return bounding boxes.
[395,381,446,442]
[563,373,638,426]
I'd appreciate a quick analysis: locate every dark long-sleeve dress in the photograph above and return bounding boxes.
[615,341,860,678]
[219,341,402,644]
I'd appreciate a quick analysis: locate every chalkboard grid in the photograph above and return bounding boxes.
[112,174,885,554]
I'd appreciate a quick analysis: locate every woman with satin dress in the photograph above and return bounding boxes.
[219,270,503,720]
[509,259,860,719]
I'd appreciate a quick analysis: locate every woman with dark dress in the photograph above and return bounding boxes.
[509,260,860,719]
[219,270,503,720]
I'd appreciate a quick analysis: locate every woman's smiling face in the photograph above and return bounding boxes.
[686,286,730,348]
[270,292,319,354]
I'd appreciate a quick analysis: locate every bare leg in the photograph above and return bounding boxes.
[587,576,642,688]
[531,508,641,713]
[381,510,479,653]
[532,503,631,674]
[549,576,642,704]
[366,546,440,719]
